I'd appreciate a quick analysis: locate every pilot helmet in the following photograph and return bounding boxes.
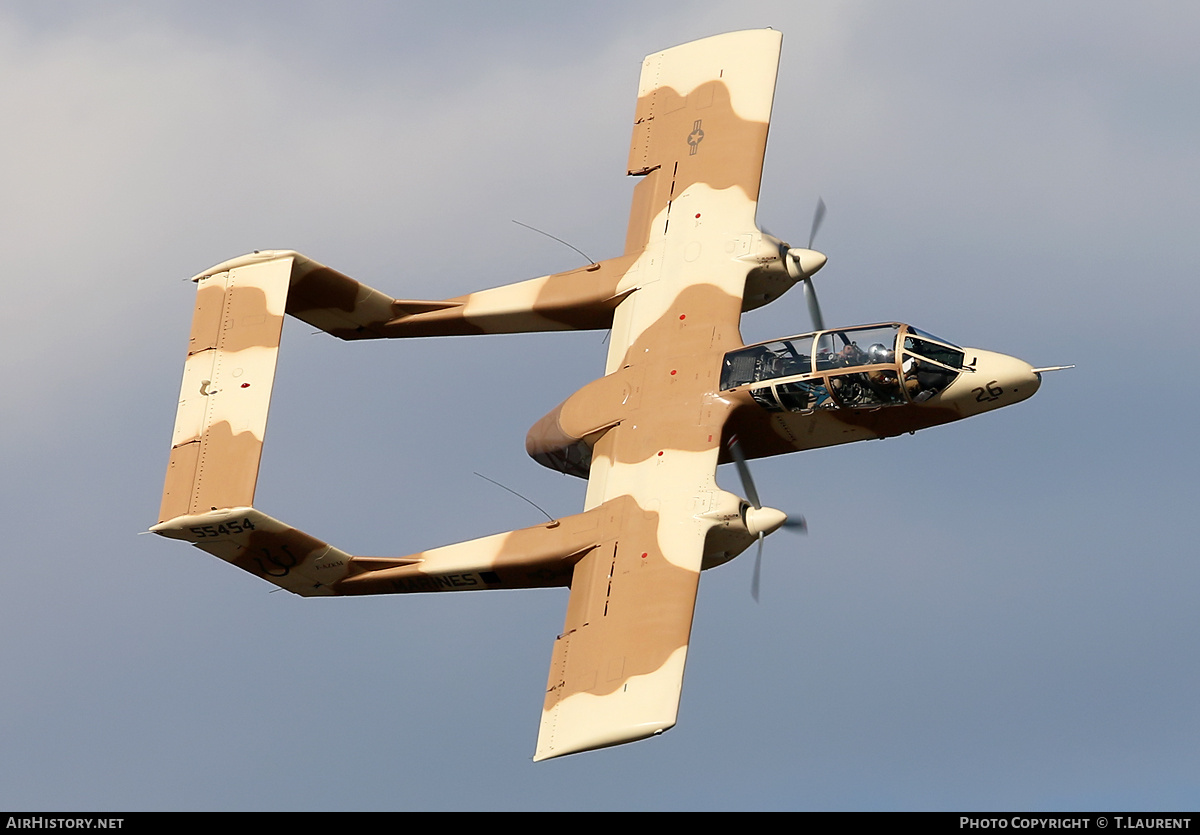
[867,342,894,364]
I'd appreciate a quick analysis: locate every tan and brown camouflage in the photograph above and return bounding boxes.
[153,30,1044,761]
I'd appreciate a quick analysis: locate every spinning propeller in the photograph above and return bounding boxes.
[727,436,807,601]
[778,197,828,331]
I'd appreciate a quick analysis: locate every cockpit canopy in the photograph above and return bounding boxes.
[721,323,965,411]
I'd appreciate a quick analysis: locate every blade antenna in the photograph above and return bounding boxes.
[474,472,555,522]
[512,220,597,266]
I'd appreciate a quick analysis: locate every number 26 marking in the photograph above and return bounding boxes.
[973,380,1004,402]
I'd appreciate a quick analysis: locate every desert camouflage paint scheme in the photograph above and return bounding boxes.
[153,30,1043,761]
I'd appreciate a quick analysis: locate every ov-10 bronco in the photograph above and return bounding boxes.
[152,29,1061,761]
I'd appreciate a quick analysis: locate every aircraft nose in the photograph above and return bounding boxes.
[954,349,1041,414]
[1008,355,1041,400]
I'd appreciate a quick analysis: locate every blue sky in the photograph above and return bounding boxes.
[2,1,1197,811]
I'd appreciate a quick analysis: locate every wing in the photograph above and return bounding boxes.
[535,30,782,760]
[621,29,781,259]
[604,28,781,375]
[535,495,708,760]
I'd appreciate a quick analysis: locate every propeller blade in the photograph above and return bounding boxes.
[803,279,825,332]
[808,196,826,249]
[728,438,807,602]
[751,535,763,602]
[727,435,761,509]
[802,197,827,332]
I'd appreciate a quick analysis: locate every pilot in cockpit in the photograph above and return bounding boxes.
[835,342,863,367]
[867,343,894,365]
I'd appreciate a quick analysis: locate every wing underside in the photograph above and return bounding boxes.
[534,496,707,761]
[622,29,780,256]
[536,29,783,759]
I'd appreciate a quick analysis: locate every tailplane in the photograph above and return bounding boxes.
[159,254,292,524]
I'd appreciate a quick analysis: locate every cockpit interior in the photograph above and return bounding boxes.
[721,324,966,412]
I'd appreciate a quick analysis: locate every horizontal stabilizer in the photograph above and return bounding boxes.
[160,254,291,523]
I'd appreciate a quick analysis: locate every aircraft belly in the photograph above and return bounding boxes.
[723,394,964,460]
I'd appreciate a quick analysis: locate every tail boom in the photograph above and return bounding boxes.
[152,505,608,598]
